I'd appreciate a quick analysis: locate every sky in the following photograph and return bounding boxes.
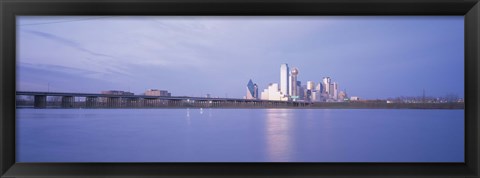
[16,16,464,99]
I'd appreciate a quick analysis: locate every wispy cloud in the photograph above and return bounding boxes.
[23,30,114,58]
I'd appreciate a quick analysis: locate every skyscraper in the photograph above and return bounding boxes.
[253,84,258,99]
[288,75,292,96]
[323,77,331,94]
[290,68,299,100]
[246,79,258,99]
[329,83,334,98]
[307,81,315,90]
[298,82,304,99]
[316,83,324,94]
[333,82,338,100]
[280,64,289,97]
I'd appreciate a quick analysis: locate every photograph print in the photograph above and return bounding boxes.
[16,16,464,162]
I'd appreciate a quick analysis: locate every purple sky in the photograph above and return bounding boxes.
[16,16,464,99]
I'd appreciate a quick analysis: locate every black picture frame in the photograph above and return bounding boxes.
[1,0,479,177]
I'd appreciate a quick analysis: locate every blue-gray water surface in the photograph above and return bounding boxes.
[16,109,464,162]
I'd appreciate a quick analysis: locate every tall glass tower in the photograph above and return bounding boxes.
[280,64,289,97]
[323,77,331,94]
[291,68,299,99]
[246,79,258,99]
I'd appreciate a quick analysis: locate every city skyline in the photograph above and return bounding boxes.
[17,16,464,99]
[248,64,349,102]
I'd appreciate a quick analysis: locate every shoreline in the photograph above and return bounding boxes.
[16,102,465,110]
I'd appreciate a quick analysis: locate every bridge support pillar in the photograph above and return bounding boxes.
[126,98,138,108]
[86,97,98,108]
[61,96,74,108]
[144,98,153,107]
[34,95,46,108]
[107,97,120,108]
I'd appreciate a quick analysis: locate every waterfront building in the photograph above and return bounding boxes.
[246,79,259,100]
[290,68,299,100]
[280,64,290,97]
[145,89,171,97]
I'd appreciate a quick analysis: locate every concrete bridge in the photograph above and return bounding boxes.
[16,91,307,109]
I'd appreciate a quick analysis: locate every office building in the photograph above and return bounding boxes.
[288,75,292,96]
[246,79,258,100]
[305,89,312,101]
[280,64,290,97]
[329,83,334,98]
[260,89,269,100]
[298,82,304,100]
[290,68,299,100]
[307,81,315,91]
[311,91,320,102]
[338,91,346,101]
[323,77,331,94]
[333,82,338,100]
[254,84,258,99]
[260,83,286,101]
[316,83,324,94]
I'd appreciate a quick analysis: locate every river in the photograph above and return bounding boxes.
[16,108,464,162]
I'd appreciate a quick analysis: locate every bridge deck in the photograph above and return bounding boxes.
[16,91,286,102]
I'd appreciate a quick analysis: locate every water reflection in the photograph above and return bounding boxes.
[186,108,191,126]
[319,109,333,151]
[264,109,294,162]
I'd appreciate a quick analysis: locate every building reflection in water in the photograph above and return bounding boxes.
[186,108,191,126]
[264,109,294,162]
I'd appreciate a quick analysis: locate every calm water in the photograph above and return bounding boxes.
[16,108,464,162]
